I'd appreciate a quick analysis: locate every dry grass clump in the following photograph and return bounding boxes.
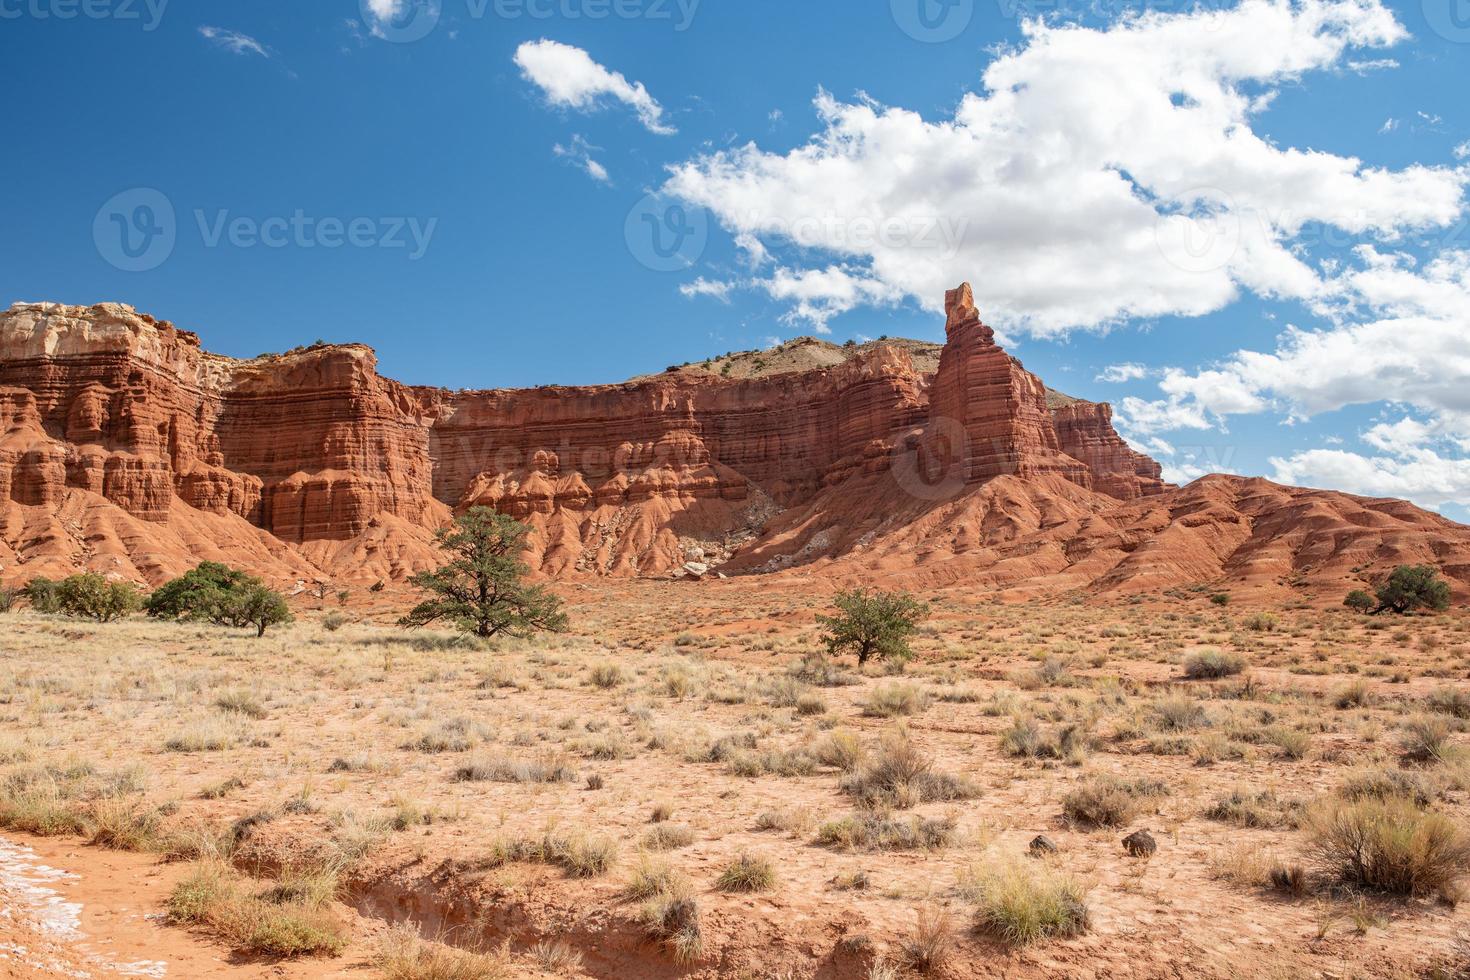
[642,823,696,851]
[812,730,866,771]
[214,690,268,719]
[900,905,956,974]
[1204,789,1298,829]
[1151,692,1209,731]
[1182,650,1245,680]
[1304,796,1470,897]
[624,854,689,900]
[839,735,978,810]
[638,877,703,965]
[1401,715,1458,764]
[999,716,1090,764]
[588,662,627,689]
[725,747,818,778]
[1338,767,1437,808]
[486,828,618,878]
[969,861,1092,946]
[164,715,242,753]
[0,764,147,839]
[1425,687,1470,719]
[1062,775,1170,828]
[168,860,347,958]
[863,682,931,718]
[375,923,512,979]
[451,752,577,784]
[788,653,858,687]
[716,852,777,892]
[815,811,958,851]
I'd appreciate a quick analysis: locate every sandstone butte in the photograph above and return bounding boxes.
[1,283,1467,601]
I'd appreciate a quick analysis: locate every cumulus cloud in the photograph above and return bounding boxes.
[199,26,270,59]
[661,0,1463,334]
[1270,445,1470,507]
[514,40,674,135]
[1119,248,1470,436]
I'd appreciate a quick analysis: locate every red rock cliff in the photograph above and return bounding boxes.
[0,287,1193,587]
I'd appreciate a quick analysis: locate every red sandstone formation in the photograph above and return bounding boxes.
[1,289,1466,601]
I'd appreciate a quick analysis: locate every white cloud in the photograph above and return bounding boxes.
[1379,117,1399,134]
[1270,446,1470,507]
[514,40,674,135]
[1455,141,1470,161]
[199,26,270,59]
[756,266,906,332]
[1096,363,1151,383]
[552,135,611,184]
[662,0,1463,335]
[679,277,735,302]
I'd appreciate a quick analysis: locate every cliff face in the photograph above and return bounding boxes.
[3,287,1465,600]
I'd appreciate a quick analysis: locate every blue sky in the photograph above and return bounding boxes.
[3,0,1468,519]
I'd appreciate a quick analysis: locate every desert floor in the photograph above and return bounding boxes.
[2,580,1469,979]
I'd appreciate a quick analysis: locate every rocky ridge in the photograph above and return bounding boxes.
[0,288,1466,601]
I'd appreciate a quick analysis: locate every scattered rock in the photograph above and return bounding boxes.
[1029,834,1058,856]
[1123,830,1157,858]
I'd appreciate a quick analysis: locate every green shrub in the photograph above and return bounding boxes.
[1062,775,1169,828]
[1344,590,1375,614]
[715,852,776,892]
[1375,565,1452,615]
[55,574,142,622]
[816,589,927,666]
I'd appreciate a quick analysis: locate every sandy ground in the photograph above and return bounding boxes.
[1,580,1469,978]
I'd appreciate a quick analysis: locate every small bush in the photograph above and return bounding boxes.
[639,885,702,965]
[1062,775,1169,828]
[452,752,576,784]
[716,852,776,892]
[811,730,865,771]
[1205,789,1297,829]
[999,716,1090,764]
[970,862,1091,946]
[815,812,957,851]
[862,682,931,718]
[168,861,347,958]
[1304,797,1470,896]
[55,573,142,623]
[486,829,617,878]
[1344,590,1376,614]
[376,923,511,979]
[1338,768,1436,808]
[1182,650,1245,680]
[1152,693,1208,731]
[642,823,696,852]
[1401,715,1455,764]
[1426,687,1470,720]
[589,662,626,689]
[900,905,956,974]
[840,735,978,810]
